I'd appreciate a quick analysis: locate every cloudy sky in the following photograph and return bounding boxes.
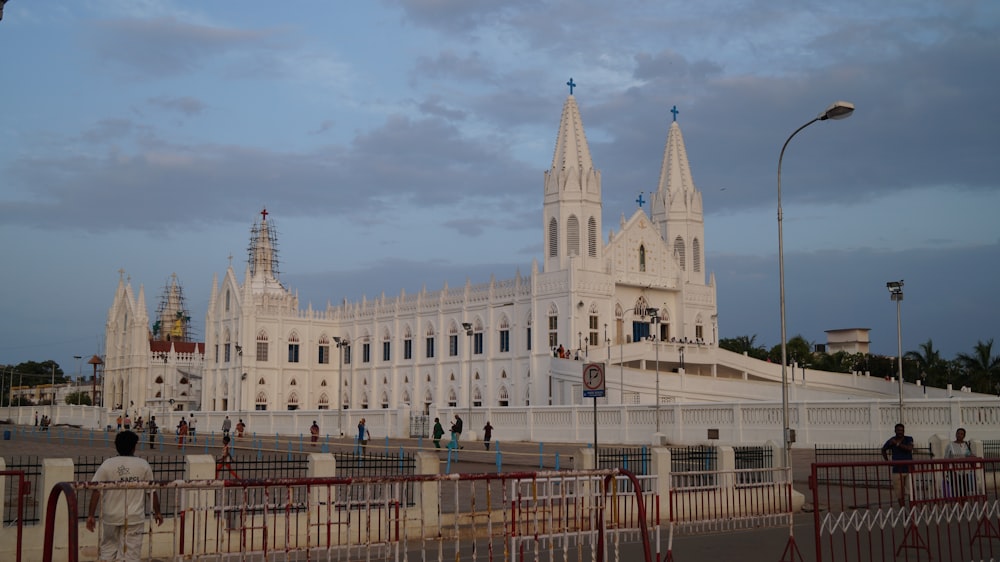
[1,1,997,379]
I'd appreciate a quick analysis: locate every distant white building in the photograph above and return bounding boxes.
[824,328,871,355]
[104,274,204,413]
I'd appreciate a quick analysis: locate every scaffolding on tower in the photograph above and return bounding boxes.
[247,208,282,282]
[152,273,198,342]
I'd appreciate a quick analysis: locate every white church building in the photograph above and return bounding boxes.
[198,93,717,415]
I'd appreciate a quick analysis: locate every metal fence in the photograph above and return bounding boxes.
[598,447,651,492]
[333,450,417,505]
[982,439,1000,471]
[734,445,774,485]
[2,456,41,524]
[409,414,430,438]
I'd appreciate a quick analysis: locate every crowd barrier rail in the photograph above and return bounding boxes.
[42,468,654,562]
[811,457,1000,561]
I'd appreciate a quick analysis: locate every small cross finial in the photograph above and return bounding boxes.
[566,78,576,95]
[670,105,679,122]
[227,254,233,267]
[636,192,646,208]
[118,268,126,280]
[261,207,269,221]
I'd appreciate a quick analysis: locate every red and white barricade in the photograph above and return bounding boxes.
[43,469,656,562]
[811,457,1000,561]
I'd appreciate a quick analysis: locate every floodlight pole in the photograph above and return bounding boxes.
[887,281,905,423]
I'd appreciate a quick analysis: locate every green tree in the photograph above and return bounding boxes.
[719,335,768,360]
[768,335,813,367]
[812,350,854,373]
[905,339,947,389]
[956,339,1000,394]
[11,360,66,387]
[64,391,92,406]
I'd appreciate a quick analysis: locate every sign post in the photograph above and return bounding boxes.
[582,363,606,450]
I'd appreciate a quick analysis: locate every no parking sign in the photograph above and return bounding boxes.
[582,363,605,398]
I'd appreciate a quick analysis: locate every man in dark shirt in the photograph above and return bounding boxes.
[881,423,914,507]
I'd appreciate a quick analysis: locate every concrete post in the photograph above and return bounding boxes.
[649,447,672,512]
[414,451,441,530]
[41,458,75,560]
[185,454,217,536]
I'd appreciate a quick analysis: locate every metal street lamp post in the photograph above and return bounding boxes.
[462,323,474,424]
[778,101,855,470]
[887,280,904,423]
[334,336,349,437]
[679,346,685,371]
[648,308,661,433]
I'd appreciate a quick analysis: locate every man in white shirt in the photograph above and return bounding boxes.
[86,431,163,561]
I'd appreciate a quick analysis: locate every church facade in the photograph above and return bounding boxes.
[107,92,718,416]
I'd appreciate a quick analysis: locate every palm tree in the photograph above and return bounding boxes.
[719,335,768,360]
[905,339,946,388]
[955,339,1000,394]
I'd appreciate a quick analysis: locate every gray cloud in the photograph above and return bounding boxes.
[148,96,205,116]
[85,17,278,77]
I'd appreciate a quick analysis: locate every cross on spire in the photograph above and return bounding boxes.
[670,105,679,122]
[636,192,646,208]
[566,77,576,95]
[260,207,269,221]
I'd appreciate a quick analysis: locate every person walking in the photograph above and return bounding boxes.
[482,421,494,450]
[450,414,463,449]
[215,435,239,479]
[116,414,123,431]
[147,416,158,450]
[176,419,188,447]
[432,417,445,449]
[34,411,39,427]
[123,414,132,431]
[881,423,914,507]
[236,419,246,438]
[310,420,320,446]
[188,414,197,442]
[85,431,163,561]
[357,418,370,454]
[222,416,232,437]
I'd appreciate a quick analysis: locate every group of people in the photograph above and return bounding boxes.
[881,423,978,507]
[220,416,247,438]
[431,415,494,450]
[33,411,52,430]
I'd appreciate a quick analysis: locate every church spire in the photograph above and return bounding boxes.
[547,95,596,183]
[649,109,707,284]
[542,83,603,273]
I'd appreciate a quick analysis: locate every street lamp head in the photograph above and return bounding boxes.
[887,279,904,300]
[462,322,472,332]
[819,101,855,121]
[333,336,341,343]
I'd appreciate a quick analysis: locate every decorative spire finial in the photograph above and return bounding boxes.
[636,192,646,208]
[566,77,576,95]
[261,207,269,221]
[670,105,679,122]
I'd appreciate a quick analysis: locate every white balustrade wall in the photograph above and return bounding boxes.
[5,398,999,447]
